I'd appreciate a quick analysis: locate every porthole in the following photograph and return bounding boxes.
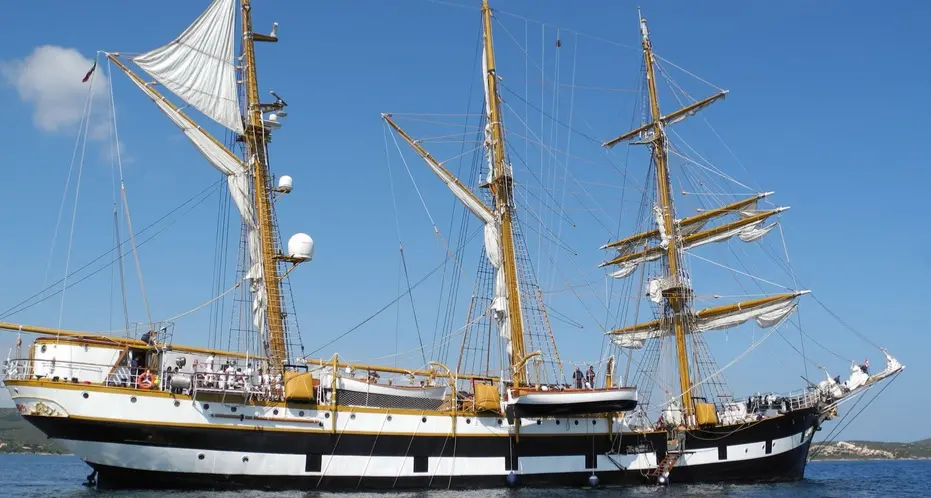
[174,400,180,407]
[387,415,393,422]
[325,412,330,418]
[198,453,205,460]
[273,409,279,415]
[422,417,427,423]
[592,420,597,426]
[231,406,238,413]
[536,420,542,425]
[204,403,210,411]
[82,392,89,399]
[299,411,305,417]
[350,414,356,420]
[574,420,579,426]
[497,419,503,425]
[40,345,47,353]
[130,396,137,403]
[466,418,471,424]
[556,420,561,425]
[242,456,249,463]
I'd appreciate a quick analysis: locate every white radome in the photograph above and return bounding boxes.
[278,175,293,193]
[287,233,314,261]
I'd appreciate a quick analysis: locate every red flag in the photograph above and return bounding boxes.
[81,61,97,83]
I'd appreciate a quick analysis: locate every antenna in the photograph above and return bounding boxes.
[269,22,279,39]
[269,90,288,107]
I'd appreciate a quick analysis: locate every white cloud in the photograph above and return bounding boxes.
[1,45,109,134]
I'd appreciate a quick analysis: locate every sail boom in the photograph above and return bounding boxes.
[601,192,774,251]
[601,206,788,268]
[110,53,269,351]
[602,90,728,149]
[607,291,807,343]
[383,114,494,225]
[108,55,243,170]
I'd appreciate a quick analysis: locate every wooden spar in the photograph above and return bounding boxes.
[601,192,774,250]
[0,322,262,360]
[601,207,789,268]
[241,0,289,372]
[605,291,807,336]
[482,0,529,386]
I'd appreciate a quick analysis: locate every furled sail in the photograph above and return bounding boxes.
[113,54,267,342]
[132,0,244,134]
[480,35,517,360]
[606,207,788,279]
[609,292,805,347]
[602,193,773,257]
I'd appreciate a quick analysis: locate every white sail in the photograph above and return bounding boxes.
[124,75,267,342]
[611,293,803,347]
[480,37,517,361]
[609,213,784,280]
[132,0,244,134]
[695,298,796,333]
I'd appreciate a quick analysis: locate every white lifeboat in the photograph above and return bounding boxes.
[507,386,638,417]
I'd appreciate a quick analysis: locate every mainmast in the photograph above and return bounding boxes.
[481,0,528,386]
[240,0,288,370]
[638,13,694,420]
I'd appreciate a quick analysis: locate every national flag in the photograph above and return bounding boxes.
[81,61,97,83]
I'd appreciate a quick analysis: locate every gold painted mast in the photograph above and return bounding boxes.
[638,13,694,420]
[240,0,288,370]
[482,0,528,386]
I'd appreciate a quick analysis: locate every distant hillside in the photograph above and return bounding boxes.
[811,438,931,460]
[0,408,67,454]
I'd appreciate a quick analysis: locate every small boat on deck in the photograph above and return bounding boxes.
[320,373,449,411]
[507,387,638,417]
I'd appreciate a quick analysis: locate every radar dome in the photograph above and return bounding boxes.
[277,175,293,193]
[287,233,314,261]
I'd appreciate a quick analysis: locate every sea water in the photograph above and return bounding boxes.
[0,454,926,497]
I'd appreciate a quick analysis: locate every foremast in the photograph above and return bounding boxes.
[637,13,694,420]
[240,0,289,371]
[601,13,728,423]
[480,0,528,386]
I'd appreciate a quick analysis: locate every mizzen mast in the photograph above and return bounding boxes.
[481,0,528,386]
[240,0,288,370]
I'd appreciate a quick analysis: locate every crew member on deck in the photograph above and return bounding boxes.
[572,367,584,389]
[586,365,596,389]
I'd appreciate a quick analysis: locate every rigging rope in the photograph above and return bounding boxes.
[162,280,242,323]
[0,179,223,322]
[56,56,98,332]
[43,59,94,322]
[106,58,132,335]
[808,371,902,461]
[105,58,155,331]
[399,246,428,366]
[304,226,481,358]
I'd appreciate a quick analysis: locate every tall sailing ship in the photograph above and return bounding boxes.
[1,0,904,490]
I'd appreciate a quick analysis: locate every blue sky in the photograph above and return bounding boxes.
[0,1,928,442]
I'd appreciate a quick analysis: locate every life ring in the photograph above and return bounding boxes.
[137,371,154,389]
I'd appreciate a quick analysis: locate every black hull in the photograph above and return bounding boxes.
[23,407,819,491]
[91,442,811,490]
